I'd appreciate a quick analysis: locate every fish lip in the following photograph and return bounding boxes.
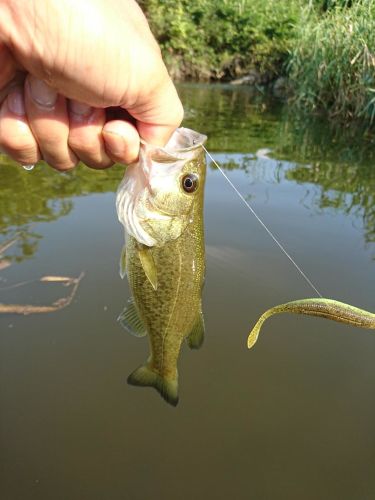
[140,127,207,156]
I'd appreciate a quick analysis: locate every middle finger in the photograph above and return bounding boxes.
[25,76,78,171]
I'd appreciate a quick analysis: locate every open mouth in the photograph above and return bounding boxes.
[141,127,207,159]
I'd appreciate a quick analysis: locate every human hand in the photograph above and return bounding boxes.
[0,0,183,170]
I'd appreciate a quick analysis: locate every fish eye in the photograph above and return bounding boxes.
[182,174,199,193]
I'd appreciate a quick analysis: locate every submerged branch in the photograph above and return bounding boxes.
[0,259,11,271]
[0,235,19,256]
[0,272,85,315]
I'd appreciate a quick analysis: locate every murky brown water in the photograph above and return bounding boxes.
[1,84,375,499]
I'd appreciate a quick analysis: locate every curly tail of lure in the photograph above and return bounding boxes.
[247,298,375,349]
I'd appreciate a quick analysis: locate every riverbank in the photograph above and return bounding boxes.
[141,0,375,126]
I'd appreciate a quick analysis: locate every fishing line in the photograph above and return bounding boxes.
[202,144,323,298]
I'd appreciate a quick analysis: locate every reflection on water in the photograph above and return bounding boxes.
[286,163,375,247]
[1,84,374,260]
[206,152,375,252]
[181,83,375,160]
[183,83,375,254]
[0,156,124,261]
[1,84,375,499]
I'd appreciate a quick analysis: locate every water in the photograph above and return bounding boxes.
[1,83,375,499]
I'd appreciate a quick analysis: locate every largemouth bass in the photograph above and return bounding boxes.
[116,128,207,406]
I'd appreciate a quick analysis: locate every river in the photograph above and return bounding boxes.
[1,83,375,499]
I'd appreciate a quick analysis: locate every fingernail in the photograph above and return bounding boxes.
[7,89,25,116]
[103,129,126,156]
[28,76,57,109]
[69,100,92,118]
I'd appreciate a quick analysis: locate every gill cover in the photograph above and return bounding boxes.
[116,128,207,247]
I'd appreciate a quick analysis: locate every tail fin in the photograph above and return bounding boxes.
[127,364,179,407]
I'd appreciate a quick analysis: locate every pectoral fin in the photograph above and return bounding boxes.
[138,246,157,290]
[187,309,205,349]
[118,298,147,337]
[119,244,127,279]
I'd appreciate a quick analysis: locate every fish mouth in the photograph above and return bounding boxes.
[141,128,207,159]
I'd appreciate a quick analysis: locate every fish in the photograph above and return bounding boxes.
[247,298,375,349]
[116,127,207,406]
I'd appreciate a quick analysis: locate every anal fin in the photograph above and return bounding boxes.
[118,298,147,337]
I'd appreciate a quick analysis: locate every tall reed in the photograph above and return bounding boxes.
[288,0,375,124]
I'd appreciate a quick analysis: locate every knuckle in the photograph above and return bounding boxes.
[0,134,36,157]
[9,151,38,165]
[0,143,38,165]
[45,157,78,172]
[68,136,97,157]
[0,126,31,151]
[16,153,39,165]
[40,134,64,147]
[87,158,113,169]
[51,163,76,172]
[68,138,112,169]
[107,151,128,165]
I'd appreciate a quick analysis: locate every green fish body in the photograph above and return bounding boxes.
[116,128,207,406]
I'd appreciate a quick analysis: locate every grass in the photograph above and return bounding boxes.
[288,0,375,125]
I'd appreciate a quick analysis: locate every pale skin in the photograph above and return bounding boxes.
[0,0,184,170]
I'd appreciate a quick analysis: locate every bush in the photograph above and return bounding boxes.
[288,0,375,124]
[140,0,300,81]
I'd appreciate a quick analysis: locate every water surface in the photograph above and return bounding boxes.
[1,84,375,500]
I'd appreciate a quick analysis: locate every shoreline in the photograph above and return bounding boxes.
[142,0,375,127]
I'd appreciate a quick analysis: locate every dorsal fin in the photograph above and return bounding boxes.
[118,298,147,337]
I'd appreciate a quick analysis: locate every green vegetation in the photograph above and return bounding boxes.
[140,0,300,81]
[288,0,375,124]
[141,0,375,125]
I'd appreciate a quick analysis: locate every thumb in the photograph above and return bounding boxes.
[102,120,140,165]
[136,122,180,148]
[103,76,184,163]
